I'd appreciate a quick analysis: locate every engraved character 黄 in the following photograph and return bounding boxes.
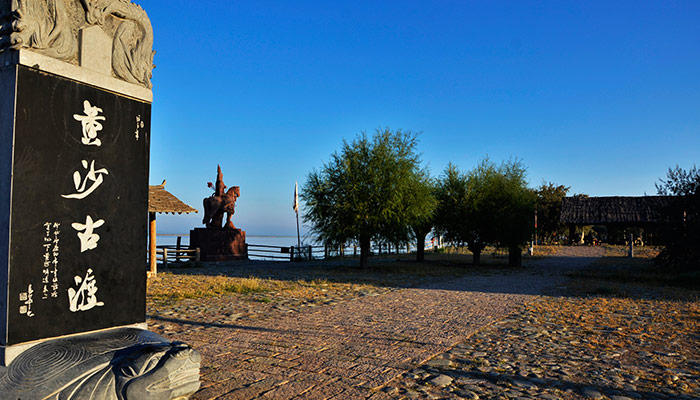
[73,100,105,146]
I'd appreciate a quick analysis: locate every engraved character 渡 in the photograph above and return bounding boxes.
[68,268,104,312]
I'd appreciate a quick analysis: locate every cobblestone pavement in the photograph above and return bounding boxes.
[148,247,700,400]
[148,250,580,399]
[387,250,700,400]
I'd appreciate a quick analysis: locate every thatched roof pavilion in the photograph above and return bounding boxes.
[560,195,672,245]
[147,181,197,275]
[560,196,672,225]
[149,181,198,215]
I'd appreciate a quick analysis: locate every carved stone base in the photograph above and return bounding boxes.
[190,228,248,261]
[0,328,201,399]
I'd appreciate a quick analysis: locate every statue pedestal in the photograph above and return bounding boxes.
[0,328,201,398]
[190,228,248,261]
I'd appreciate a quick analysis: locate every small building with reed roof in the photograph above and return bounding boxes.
[148,180,197,275]
[560,196,672,244]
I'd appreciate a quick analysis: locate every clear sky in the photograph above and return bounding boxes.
[143,1,700,236]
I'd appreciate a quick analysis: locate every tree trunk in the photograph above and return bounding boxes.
[568,224,576,245]
[469,242,484,266]
[509,245,522,267]
[416,232,426,262]
[359,235,371,269]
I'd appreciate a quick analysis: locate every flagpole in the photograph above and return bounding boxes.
[296,212,301,249]
[294,182,301,250]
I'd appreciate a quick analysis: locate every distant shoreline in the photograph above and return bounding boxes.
[156,233,301,238]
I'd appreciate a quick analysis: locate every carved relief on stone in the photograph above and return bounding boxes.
[0,328,202,400]
[0,0,77,60]
[0,0,155,88]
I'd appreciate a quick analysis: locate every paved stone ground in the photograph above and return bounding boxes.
[148,248,608,399]
[387,249,700,400]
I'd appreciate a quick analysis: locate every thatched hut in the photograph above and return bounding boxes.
[560,196,671,244]
[148,181,197,275]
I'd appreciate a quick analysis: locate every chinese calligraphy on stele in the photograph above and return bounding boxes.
[19,284,35,318]
[73,100,105,147]
[61,159,109,200]
[68,268,104,312]
[40,221,60,302]
[72,215,105,253]
[62,100,110,313]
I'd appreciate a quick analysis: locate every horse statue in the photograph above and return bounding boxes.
[202,166,240,230]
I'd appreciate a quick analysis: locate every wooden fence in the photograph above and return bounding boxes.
[249,242,431,261]
[150,245,200,269]
[246,244,324,261]
[150,234,439,265]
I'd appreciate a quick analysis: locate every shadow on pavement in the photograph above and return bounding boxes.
[151,248,699,302]
[430,368,676,400]
[148,315,455,348]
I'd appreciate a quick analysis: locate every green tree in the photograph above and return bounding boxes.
[301,128,431,268]
[434,159,535,266]
[535,182,570,244]
[407,173,437,262]
[655,165,700,271]
[488,160,536,267]
[434,163,485,263]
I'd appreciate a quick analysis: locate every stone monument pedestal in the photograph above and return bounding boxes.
[0,328,201,399]
[190,228,248,261]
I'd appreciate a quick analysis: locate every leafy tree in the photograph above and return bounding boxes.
[434,159,535,266]
[434,163,486,263]
[655,165,700,271]
[408,173,437,262]
[535,182,570,244]
[488,160,536,267]
[656,165,700,197]
[301,128,431,268]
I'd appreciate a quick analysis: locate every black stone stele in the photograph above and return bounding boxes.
[3,66,150,345]
[0,328,201,399]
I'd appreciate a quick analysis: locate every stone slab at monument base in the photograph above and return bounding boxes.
[190,228,248,261]
[0,327,201,399]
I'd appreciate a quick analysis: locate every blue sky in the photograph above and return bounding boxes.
[143,1,700,236]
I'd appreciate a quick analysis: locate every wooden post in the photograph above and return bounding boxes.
[291,246,295,262]
[162,248,168,269]
[308,245,312,260]
[176,236,182,262]
[340,244,344,257]
[324,245,328,259]
[396,244,399,254]
[354,245,357,257]
[628,233,634,258]
[195,247,201,262]
[149,212,157,276]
